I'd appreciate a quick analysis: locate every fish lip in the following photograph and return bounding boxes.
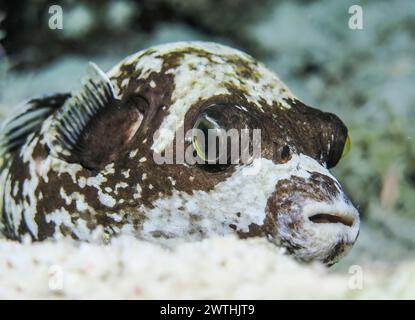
[302,199,360,229]
[298,199,361,262]
[308,212,355,227]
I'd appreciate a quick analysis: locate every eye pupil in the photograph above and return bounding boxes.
[193,113,221,163]
[200,120,211,156]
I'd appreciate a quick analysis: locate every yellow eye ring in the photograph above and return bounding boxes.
[341,135,351,159]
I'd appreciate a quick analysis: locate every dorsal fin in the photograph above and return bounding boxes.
[45,62,123,163]
[0,93,70,155]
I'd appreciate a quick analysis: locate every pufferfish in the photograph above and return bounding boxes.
[0,42,359,265]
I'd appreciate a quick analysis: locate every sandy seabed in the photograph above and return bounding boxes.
[0,235,414,299]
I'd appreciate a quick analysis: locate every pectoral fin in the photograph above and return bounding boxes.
[46,63,144,170]
[0,93,70,155]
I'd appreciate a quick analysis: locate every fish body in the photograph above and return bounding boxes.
[0,42,359,265]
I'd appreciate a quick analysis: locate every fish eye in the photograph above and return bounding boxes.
[327,133,351,168]
[340,134,351,160]
[192,113,222,163]
[191,102,254,170]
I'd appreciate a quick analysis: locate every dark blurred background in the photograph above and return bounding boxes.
[1,0,272,69]
[0,0,415,269]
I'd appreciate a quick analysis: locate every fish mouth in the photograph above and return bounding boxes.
[308,212,355,227]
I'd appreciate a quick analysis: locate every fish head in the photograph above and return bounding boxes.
[17,42,359,264]
[104,42,360,264]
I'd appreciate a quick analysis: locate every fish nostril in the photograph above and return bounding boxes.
[309,213,354,227]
